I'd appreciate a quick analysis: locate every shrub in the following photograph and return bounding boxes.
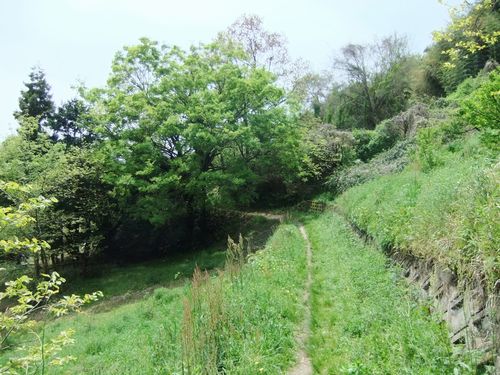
[415,127,443,172]
[460,69,500,150]
[352,121,400,162]
[328,140,414,193]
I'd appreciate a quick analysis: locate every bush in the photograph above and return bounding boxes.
[306,124,356,180]
[352,104,429,162]
[352,119,401,162]
[328,140,414,193]
[460,69,500,150]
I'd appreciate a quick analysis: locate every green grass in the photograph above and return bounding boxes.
[181,223,307,374]
[48,286,186,374]
[63,249,227,299]
[1,221,307,374]
[305,211,478,374]
[335,135,499,289]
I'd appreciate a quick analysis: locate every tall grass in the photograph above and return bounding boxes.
[336,135,499,290]
[305,211,480,373]
[181,226,307,373]
[1,223,306,374]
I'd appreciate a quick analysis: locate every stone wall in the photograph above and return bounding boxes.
[394,253,499,372]
[342,215,499,373]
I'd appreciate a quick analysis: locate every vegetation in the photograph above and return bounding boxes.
[1,1,499,372]
[336,134,499,289]
[1,222,306,374]
[305,211,477,373]
[0,181,101,373]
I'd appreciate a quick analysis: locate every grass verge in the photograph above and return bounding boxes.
[181,224,307,374]
[305,211,480,374]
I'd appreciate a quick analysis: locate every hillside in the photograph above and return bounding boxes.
[1,1,499,373]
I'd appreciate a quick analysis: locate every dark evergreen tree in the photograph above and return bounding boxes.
[14,67,55,137]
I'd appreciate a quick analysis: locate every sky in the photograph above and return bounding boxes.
[0,0,456,139]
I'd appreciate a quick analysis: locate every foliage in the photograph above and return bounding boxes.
[423,0,500,93]
[305,211,477,373]
[13,68,54,138]
[0,181,102,374]
[85,38,305,225]
[48,99,95,145]
[328,139,415,193]
[460,68,500,150]
[0,181,53,257]
[304,119,356,181]
[322,34,414,129]
[352,118,403,161]
[37,148,116,274]
[433,0,499,69]
[0,122,115,275]
[336,135,499,290]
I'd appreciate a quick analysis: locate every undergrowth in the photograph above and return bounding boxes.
[0,222,306,374]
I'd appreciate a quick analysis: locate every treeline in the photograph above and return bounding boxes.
[0,1,498,278]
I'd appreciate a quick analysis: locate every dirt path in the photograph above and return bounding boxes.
[244,211,285,222]
[288,224,313,375]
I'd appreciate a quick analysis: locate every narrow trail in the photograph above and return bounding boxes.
[288,224,313,375]
[244,211,285,222]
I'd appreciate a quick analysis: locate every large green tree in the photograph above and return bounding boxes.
[85,38,305,226]
[323,34,412,129]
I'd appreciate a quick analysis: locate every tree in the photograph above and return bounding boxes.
[327,34,412,129]
[49,99,94,145]
[433,0,499,69]
[219,14,311,98]
[0,116,113,275]
[0,181,102,373]
[0,117,66,275]
[427,0,500,92]
[220,14,290,75]
[85,38,305,228]
[334,43,377,128]
[14,67,55,138]
[38,148,117,274]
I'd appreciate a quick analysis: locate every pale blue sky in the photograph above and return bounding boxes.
[0,0,457,139]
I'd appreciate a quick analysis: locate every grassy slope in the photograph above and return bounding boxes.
[2,222,307,374]
[336,135,499,289]
[182,223,307,374]
[305,211,476,374]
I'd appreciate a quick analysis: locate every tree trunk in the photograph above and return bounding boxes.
[40,249,49,274]
[34,253,41,277]
[50,254,57,267]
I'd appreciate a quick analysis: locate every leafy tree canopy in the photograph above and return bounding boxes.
[85,38,306,224]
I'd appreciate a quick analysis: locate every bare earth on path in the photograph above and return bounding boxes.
[288,224,313,375]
